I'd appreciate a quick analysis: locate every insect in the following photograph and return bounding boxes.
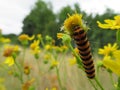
[72,25,95,79]
[63,13,95,79]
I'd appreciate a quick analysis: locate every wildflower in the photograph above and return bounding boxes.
[3,45,20,66]
[69,57,77,66]
[63,13,88,34]
[57,33,71,45]
[24,65,31,75]
[57,33,64,39]
[30,40,40,59]
[45,44,51,50]
[37,34,42,40]
[97,15,120,29]
[52,46,63,53]
[19,34,34,41]
[102,56,120,76]
[98,43,118,56]
[74,48,79,54]
[0,37,11,43]
[3,45,20,57]
[60,45,68,52]
[4,56,14,66]
[51,60,59,68]
[18,34,34,45]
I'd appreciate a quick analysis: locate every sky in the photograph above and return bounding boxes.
[0,0,120,35]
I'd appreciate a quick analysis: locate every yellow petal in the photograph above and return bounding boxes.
[103,58,120,76]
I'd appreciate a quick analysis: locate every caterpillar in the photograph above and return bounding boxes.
[63,13,95,78]
[72,25,95,78]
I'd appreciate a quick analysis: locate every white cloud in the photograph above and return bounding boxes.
[0,0,120,35]
[0,0,36,35]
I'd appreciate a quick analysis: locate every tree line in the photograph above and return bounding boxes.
[5,0,118,51]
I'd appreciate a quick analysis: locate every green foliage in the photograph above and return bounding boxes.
[5,0,117,51]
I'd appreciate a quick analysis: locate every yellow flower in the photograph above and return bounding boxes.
[74,48,79,54]
[3,45,20,57]
[18,34,34,41]
[98,43,118,56]
[60,45,68,52]
[4,56,14,66]
[57,33,64,39]
[0,37,11,43]
[64,13,88,34]
[97,15,120,29]
[30,40,40,50]
[69,57,77,66]
[51,60,59,67]
[24,65,31,75]
[43,54,51,60]
[37,34,42,39]
[45,44,51,50]
[103,56,120,76]
[30,40,40,55]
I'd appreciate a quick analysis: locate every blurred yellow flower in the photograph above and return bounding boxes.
[0,37,11,43]
[98,43,118,56]
[30,40,39,50]
[69,57,77,66]
[45,44,51,50]
[57,33,64,39]
[43,54,51,60]
[97,15,120,29]
[24,65,31,75]
[18,34,34,41]
[3,45,20,57]
[103,56,120,76]
[51,60,59,67]
[60,45,68,52]
[37,34,42,39]
[30,40,40,55]
[4,56,14,66]
[74,48,79,54]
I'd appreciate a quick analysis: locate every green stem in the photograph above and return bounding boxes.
[14,60,23,84]
[94,77,104,90]
[56,67,63,90]
[40,38,45,48]
[88,79,97,90]
[68,43,83,68]
[22,46,26,66]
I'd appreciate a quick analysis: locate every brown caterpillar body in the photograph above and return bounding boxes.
[72,26,95,78]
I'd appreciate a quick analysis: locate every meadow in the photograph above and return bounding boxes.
[0,13,120,90]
